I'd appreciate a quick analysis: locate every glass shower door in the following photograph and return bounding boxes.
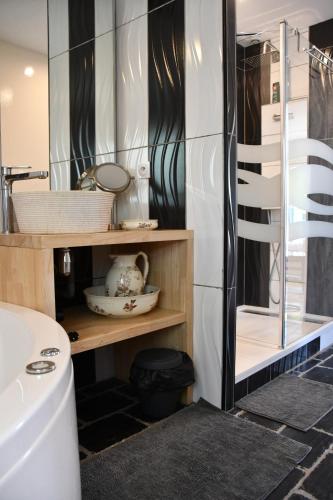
[284,25,333,344]
[237,29,283,348]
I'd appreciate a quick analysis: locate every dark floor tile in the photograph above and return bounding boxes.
[281,427,333,468]
[316,409,333,434]
[125,403,167,423]
[75,388,88,403]
[79,450,87,460]
[115,383,138,399]
[314,348,333,361]
[321,356,333,369]
[77,391,133,422]
[267,468,305,500]
[125,403,184,424]
[81,377,125,397]
[290,359,319,374]
[288,494,308,499]
[79,413,146,452]
[303,453,333,499]
[303,367,333,385]
[239,411,282,431]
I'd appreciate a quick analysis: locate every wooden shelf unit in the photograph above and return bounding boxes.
[63,306,186,355]
[0,229,193,401]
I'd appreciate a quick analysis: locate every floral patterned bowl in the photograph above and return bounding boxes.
[83,285,160,318]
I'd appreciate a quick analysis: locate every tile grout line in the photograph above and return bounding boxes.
[50,132,224,167]
[78,402,139,430]
[295,489,318,500]
[285,444,333,499]
[79,444,93,457]
[276,424,287,433]
[312,427,333,437]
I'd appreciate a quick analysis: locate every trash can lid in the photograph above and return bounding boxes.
[134,348,183,370]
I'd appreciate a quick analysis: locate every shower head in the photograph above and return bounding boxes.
[241,40,279,69]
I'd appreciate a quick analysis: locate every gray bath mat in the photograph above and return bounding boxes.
[81,400,310,500]
[237,374,333,431]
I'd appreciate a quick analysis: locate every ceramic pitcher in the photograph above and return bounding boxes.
[105,252,149,297]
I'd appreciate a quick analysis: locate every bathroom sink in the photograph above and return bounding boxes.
[11,191,115,234]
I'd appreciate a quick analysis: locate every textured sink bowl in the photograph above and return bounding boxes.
[11,191,115,234]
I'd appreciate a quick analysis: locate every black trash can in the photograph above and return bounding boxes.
[130,348,194,419]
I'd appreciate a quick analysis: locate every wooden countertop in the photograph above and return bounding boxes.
[0,229,193,249]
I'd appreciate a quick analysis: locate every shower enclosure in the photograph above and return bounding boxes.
[237,20,333,351]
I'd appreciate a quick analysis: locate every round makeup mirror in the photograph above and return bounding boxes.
[77,163,132,193]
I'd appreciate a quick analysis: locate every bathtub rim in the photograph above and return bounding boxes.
[0,301,72,477]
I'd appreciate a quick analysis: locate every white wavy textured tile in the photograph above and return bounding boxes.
[95,31,116,156]
[95,0,115,37]
[193,285,222,408]
[116,15,148,151]
[95,152,116,164]
[48,0,68,58]
[116,147,149,222]
[115,0,147,27]
[50,162,71,191]
[185,0,222,138]
[186,135,223,288]
[49,53,70,164]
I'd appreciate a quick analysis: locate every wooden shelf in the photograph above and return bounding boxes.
[60,306,186,355]
[0,229,193,249]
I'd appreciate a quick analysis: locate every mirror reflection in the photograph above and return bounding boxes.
[0,0,49,192]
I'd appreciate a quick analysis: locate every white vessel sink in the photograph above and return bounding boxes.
[11,191,115,234]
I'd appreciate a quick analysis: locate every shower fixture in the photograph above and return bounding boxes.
[241,39,279,69]
[304,45,333,74]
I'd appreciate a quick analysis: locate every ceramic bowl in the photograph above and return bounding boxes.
[84,285,160,318]
[119,219,158,231]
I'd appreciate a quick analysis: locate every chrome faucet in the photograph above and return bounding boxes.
[0,165,49,234]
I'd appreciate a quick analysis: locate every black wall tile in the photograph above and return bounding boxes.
[148,0,185,229]
[307,338,321,357]
[69,40,96,187]
[69,0,95,49]
[148,141,185,229]
[238,338,320,396]
[248,366,271,393]
[235,379,248,401]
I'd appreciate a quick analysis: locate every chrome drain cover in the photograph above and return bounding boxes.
[40,347,60,357]
[26,360,56,375]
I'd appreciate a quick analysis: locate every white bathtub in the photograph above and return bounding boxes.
[0,301,81,500]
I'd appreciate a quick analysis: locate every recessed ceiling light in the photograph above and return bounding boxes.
[24,66,34,77]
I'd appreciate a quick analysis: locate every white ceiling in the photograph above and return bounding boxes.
[237,0,333,35]
[0,0,47,55]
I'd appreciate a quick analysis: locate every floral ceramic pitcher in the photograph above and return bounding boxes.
[105,252,149,297]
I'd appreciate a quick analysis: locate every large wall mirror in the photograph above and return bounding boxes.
[0,0,49,192]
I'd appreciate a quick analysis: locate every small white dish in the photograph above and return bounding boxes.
[84,285,160,318]
[120,219,158,231]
